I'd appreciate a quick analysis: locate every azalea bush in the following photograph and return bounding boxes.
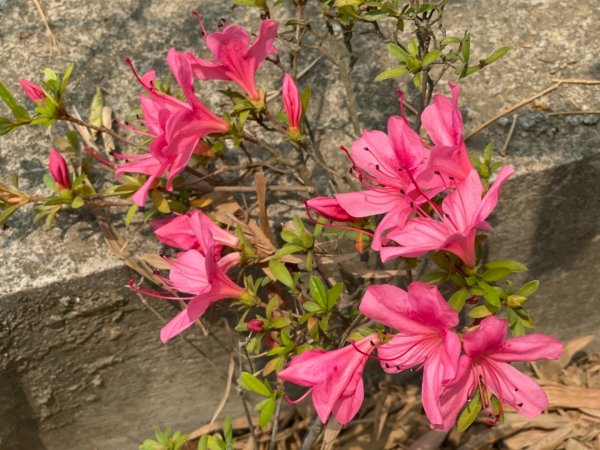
[0,0,562,448]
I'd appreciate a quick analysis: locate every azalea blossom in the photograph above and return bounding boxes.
[282,74,302,137]
[19,79,45,102]
[422,83,473,183]
[151,210,239,255]
[118,48,229,206]
[186,18,278,102]
[334,112,433,249]
[48,148,71,190]
[278,334,379,425]
[155,248,244,343]
[380,166,514,266]
[437,316,562,430]
[359,282,460,427]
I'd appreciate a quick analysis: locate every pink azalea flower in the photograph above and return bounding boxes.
[422,83,473,182]
[437,316,562,430]
[282,74,302,136]
[19,79,45,102]
[156,248,244,343]
[150,210,239,255]
[305,196,357,223]
[278,334,379,425]
[359,282,460,427]
[186,18,278,102]
[381,166,514,266]
[334,112,433,249]
[118,48,229,206]
[48,148,71,190]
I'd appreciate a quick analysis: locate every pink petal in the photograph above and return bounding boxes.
[437,356,475,430]
[406,282,460,330]
[332,376,364,426]
[159,295,213,343]
[493,334,563,362]
[247,19,279,67]
[335,188,405,217]
[441,170,482,230]
[421,83,463,148]
[462,316,507,357]
[482,359,550,417]
[387,115,428,173]
[475,165,515,223]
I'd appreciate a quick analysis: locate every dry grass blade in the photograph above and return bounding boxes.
[542,385,600,410]
[527,424,575,450]
[321,419,342,450]
[208,352,236,429]
[255,170,272,242]
[32,0,60,47]
[101,106,115,153]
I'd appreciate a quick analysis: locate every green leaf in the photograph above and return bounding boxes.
[238,372,272,397]
[457,394,482,432]
[468,304,496,318]
[0,82,30,121]
[258,396,276,428]
[483,142,494,165]
[89,87,104,130]
[327,282,343,310]
[125,203,138,227]
[407,38,419,57]
[234,0,258,5]
[387,43,409,62]
[44,68,58,81]
[482,267,510,282]
[60,63,74,96]
[419,271,446,284]
[485,259,528,273]
[460,32,471,65]
[303,301,322,313]
[273,244,304,258]
[300,86,311,113]
[421,49,441,67]
[71,196,85,209]
[412,71,422,90]
[309,276,328,308]
[0,204,21,226]
[441,36,461,46]
[484,46,511,65]
[479,282,501,308]
[268,259,295,290]
[223,416,233,450]
[448,288,470,312]
[516,280,539,298]
[374,66,408,82]
[363,10,389,21]
[281,229,302,245]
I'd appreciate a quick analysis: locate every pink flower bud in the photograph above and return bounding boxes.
[48,148,71,190]
[19,79,45,102]
[282,74,302,136]
[247,319,264,333]
[306,196,356,222]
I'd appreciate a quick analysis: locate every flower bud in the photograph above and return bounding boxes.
[247,319,264,333]
[282,74,302,138]
[48,148,71,190]
[306,196,356,222]
[19,79,45,102]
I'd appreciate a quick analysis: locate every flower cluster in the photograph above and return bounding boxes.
[283,85,562,430]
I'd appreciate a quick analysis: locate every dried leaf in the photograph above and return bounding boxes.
[208,353,235,429]
[542,384,600,410]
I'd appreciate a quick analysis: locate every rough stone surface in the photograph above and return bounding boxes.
[0,0,599,449]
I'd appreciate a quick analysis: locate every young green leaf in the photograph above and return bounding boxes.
[0,82,30,121]
[516,280,539,298]
[457,394,482,432]
[374,66,408,82]
[238,372,272,397]
[268,259,295,290]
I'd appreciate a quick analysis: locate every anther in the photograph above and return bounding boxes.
[517,402,524,407]
[385,363,390,368]
[434,170,441,175]
[448,176,455,181]
[370,340,375,346]
[514,387,519,392]
[400,189,405,195]
[375,164,380,171]
[395,364,400,370]
[363,147,369,151]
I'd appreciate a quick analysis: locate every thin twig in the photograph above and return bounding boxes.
[500,114,518,156]
[212,185,315,193]
[547,110,600,116]
[60,114,137,147]
[300,415,323,450]
[269,395,284,450]
[465,79,600,139]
